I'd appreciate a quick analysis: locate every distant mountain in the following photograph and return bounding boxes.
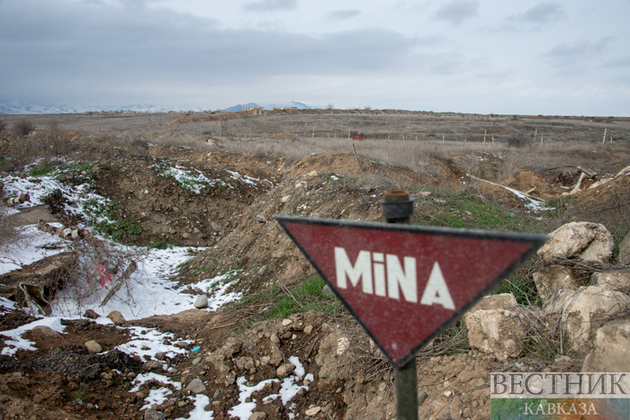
[0,102,198,115]
[223,101,317,112]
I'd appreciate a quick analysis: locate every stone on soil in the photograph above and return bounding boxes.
[83,309,100,319]
[543,284,630,352]
[276,363,295,378]
[84,340,103,354]
[593,270,630,290]
[537,222,614,264]
[532,265,578,300]
[144,408,166,420]
[194,294,208,309]
[464,294,525,360]
[186,378,206,394]
[106,310,126,324]
[582,320,630,372]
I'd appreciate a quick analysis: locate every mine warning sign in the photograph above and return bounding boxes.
[275,216,547,368]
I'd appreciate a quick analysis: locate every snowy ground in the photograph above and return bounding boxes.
[1,165,298,419]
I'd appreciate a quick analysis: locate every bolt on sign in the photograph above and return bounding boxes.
[275,216,547,368]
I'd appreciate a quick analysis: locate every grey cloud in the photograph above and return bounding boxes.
[507,3,565,25]
[0,0,422,105]
[546,37,613,60]
[434,0,479,25]
[605,57,630,67]
[242,0,297,12]
[328,9,361,20]
[544,37,615,74]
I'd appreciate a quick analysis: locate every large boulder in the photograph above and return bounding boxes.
[619,231,630,266]
[582,320,630,372]
[464,294,526,360]
[543,285,630,352]
[537,222,614,264]
[532,265,578,300]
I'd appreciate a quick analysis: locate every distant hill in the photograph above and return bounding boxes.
[0,102,197,115]
[223,101,316,112]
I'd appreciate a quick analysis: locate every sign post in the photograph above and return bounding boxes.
[275,196,547,419]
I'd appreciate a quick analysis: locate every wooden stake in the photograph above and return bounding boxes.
[602,128,607,144]
[353,144,362,171]
[484,129,487,143]
[442,134,445,144]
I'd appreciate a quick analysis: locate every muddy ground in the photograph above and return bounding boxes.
[0,110,629,419]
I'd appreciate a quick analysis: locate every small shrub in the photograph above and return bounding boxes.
[29,165,56,177]
[507,135,530,148]
[12,120,36,137]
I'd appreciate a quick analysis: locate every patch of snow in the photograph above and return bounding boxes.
[176,394,213,420]
[116,326,192,362]
[229,376,279,420]
[141,388,172,410]
[0,225,67,275]
[129,372,182,393]
[0,317,65,356]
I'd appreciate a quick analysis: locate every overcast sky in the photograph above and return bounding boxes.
[1,0,629,115]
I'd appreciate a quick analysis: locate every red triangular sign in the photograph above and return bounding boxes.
[275,216,547,367]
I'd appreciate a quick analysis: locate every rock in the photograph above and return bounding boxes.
[31,325,62,338]
[582,320,630,372]
[532,266,578,300]
[84,340,103,354]
[256,214,267,223]
[544,284,630,351]
[463,295,526,360]
[593,269,630,290]
[192,357,202,366]
[235,357,255,370]
[270,334,280,344]
[304,325,313,334]
[468,293,517,311]
[537,222,614,264]
[282,195,291,203]
[194,295,208,309]
[305,406,322,416]
[106,310,126,324]
[276,363,296,378]
[182,232,190,239]
[144,408,166,420]
[282,318,292,326]
[211,221,222,232]
[619,231,630,265]
[322,285,335,297]
[144,360,162,370]
[337,336,350,356]
[418,390,429,406]
[258,265,267,276]
[250,412,266,420]
[186,379,206,394]
[83,309,100,319]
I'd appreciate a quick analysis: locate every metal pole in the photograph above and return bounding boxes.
[395,357,418,420]
[380,190,418,420]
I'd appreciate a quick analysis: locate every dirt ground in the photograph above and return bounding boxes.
[0,110,629,419]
